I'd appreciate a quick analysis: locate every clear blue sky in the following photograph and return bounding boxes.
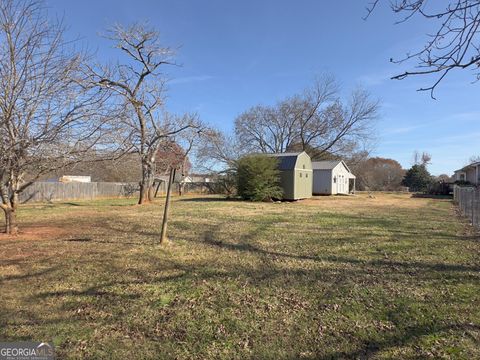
[47,0,479,175]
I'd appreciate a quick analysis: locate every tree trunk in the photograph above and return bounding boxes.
[2,206,17,235]
[1,190,19,235]
[160,167,175,244]
[138,161,155,204]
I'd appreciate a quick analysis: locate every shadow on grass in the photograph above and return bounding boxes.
[411,194,453,200]
[1,265,62,282]
[198,222,480,276]
[65,237,92,242]
[325,322,479,359]
[176,196,241,203]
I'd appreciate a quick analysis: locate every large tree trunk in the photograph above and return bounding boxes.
[5,207,17,235]
[2,203,18,235]
[138,160,155,205]
[1,187,19,235]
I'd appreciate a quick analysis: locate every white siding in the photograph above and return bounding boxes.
[331,163,353,195]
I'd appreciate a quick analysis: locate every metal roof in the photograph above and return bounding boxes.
[312,160,342,170]
[312,160,355,177]
[269,152,302,170]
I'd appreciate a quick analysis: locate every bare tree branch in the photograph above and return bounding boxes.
[366,0,480,98]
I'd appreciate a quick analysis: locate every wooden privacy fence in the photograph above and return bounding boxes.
[453,185,480,229]
[19,181,216,203]
[19,182,140,203]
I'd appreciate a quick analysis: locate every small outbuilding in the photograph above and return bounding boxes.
[270,152,312,200]
[312,160,355,195]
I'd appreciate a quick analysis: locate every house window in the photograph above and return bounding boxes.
[299,173,302,178]
[333,176,337,183]
[303,164,305,169]
[306,173,308,178]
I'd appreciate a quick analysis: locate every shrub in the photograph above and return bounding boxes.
[236,154,283,201]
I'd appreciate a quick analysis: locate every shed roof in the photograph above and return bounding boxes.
[312,160,355,177]
[269,152,303,170]
[312,160,342,170]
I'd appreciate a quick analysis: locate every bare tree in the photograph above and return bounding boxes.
[352,157,405,191]
[88,23,200,204]
[235,77,379,158]
[235,76,338,154]
[412,150,432,166]
[0,0,114,234]
[196,129,242,172]
[366,1,480,97]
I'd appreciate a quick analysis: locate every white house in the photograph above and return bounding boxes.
[312,160,356,195]
[453,162,480,185]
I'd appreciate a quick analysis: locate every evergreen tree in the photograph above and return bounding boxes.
[402,164,432,192]
[236,155,283,201]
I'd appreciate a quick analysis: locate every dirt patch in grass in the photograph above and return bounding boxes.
[0,225,71,241]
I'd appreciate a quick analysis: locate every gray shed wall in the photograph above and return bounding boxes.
[279,171,295,200]
[312,169,332,195]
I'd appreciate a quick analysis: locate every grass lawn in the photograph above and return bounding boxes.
[0,193,479,359]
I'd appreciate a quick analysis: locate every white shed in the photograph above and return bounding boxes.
[312,160,356,195]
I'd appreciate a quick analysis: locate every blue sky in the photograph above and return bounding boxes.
[47,0,479,175]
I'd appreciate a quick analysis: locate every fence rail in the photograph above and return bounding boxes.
[453,185,480,229]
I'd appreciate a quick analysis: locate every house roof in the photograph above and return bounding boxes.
[269,152,303,170]
[454,161,480,173]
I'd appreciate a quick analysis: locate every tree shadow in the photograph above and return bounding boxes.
[325,322,480,359]
[197,222,480,277]
[65,237,92,242]
[411,194,453,199]
[177,197,241,203]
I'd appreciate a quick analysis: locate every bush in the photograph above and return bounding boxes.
[236,154,283,201]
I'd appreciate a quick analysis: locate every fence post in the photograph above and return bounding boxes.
[475,188,480,229]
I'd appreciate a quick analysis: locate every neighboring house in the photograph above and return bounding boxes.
[270,151,313,200]
[312,160,356,195]
[182,174,213,183]
[453,162,480,185]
